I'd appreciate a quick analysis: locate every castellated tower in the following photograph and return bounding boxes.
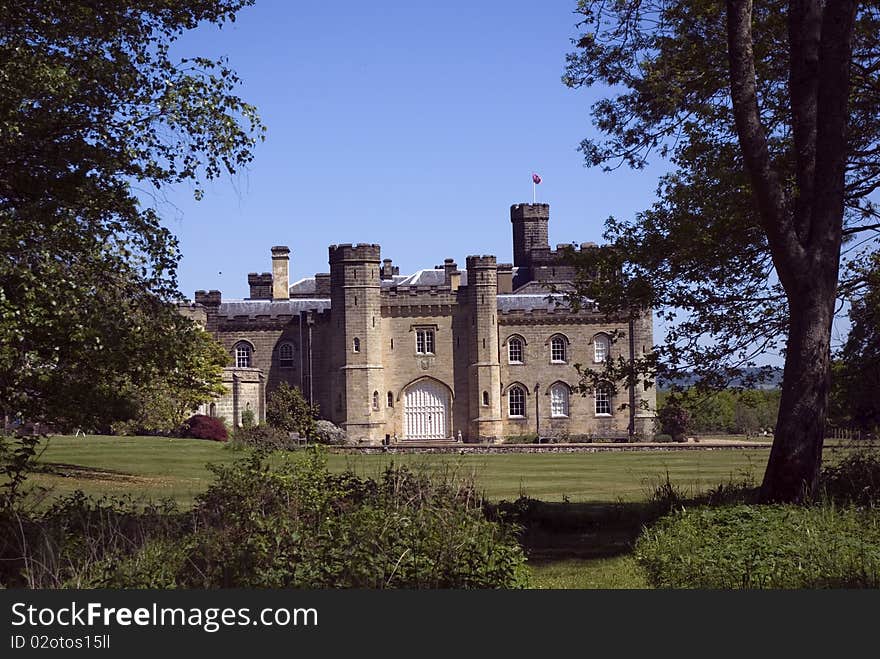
[329,244,386,443]
[510,203,550,268]
[466,255,502,440]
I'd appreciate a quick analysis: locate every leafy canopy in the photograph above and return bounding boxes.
[563,1,880,392]
[0,1,264,428]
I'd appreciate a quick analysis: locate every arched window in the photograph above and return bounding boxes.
[353,337,360,353]
[595,385,612,416]
[593,334,610,363]
[234,342,252,368]
[387,391,394,408]
[550,336,567,363]
[482,391,489,407]
[508,386,526,418]
[279,342,294,368]
[209,402,216,418]
[550,384,570,418]
[372,391,379,411]
[508,337,524,364]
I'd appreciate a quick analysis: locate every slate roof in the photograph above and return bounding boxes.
[218,299,331,317]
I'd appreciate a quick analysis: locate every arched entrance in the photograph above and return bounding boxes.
[404,378,450,440]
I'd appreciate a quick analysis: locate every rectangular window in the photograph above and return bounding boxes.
[416,329,435,354]
[595,388,611,416]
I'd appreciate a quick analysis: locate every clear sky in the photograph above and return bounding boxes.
[156,0,667,300]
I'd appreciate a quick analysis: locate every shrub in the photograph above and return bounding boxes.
[653,433,673,443]
[312,419,348,445]
[657,402,690,442]
[820,448,880,506]
[240,409,256,429]
[505,433,538,444]
[182,415,228,442]
[635,504,880,588]
[231,424,300,451]
[0,492,183,588]
[266,382,318,438]
[103,450,529,589]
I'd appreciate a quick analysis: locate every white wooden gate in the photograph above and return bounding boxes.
[404,379,449,440]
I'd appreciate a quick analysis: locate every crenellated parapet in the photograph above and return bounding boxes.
[328,243,381,264]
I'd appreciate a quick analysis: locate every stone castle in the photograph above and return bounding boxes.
[185,202,655,444]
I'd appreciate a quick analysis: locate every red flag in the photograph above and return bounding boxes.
[532,173,542,184]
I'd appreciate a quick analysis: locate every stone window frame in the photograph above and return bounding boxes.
[548,333,569,364]
[506,334,526,364]
[549,382,571,418]
[412,324,438,355]
[353,337,360,353]
[387,391,394,408]
[233,341,254,368]
[592,333,610,364]
[506,383,527,418]
[372,390,380,411]
[278,342,295,368]
[594,384,612,417]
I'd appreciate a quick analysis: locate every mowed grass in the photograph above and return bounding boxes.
[23,435,771,506]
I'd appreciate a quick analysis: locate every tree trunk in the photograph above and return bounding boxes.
[760,281,836,502]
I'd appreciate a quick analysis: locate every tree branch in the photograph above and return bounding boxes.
[726,0,805,284]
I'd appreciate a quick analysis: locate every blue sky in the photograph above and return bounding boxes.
[156,0,666,299]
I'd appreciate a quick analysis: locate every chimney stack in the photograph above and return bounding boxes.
[271,246,290,300]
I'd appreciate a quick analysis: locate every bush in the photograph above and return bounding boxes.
[102,450,529,588]
[653,433,673,443]
[657,401,690,442]
[240,409,256,429]
[182,415,228,442]
[312,419,348,445]
[231,424,300,451]
[266,382,319,438]
[635,504,880,588]
[820,448,880,506]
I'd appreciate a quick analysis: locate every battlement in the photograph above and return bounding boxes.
[194,290,222,306]
[510,203,550,221]
[465,255,497,269]
[328,243,381,263]
[247,272,273,285]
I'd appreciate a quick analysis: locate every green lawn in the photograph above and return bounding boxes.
[14,435,780,589]
[25,435,771,506]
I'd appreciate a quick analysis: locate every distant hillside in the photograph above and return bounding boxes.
[657,367,783,391]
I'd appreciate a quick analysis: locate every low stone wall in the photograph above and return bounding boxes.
[329,441,773,455]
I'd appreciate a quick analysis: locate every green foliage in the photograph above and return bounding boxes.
[0,1,263,430]
[820,448,880,507]
[2,449,528,589]
[112,328,229,435]
[231,423,300,451]
[265,382,318,437]
[657,388,780,435]
[830,259,880,431]
[635,504,880,589]
[656,400,689,442]
[240,409,256,429]
[0,491,184,588]
[99,450,529,588]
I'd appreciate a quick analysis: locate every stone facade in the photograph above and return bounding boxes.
[192,202,656,444]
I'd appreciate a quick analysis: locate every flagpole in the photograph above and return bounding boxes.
[532,179,536,204]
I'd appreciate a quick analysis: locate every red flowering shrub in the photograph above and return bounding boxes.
[183,415,228,442]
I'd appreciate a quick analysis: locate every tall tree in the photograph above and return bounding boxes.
[0,1,264,429]
[564,1,878,501]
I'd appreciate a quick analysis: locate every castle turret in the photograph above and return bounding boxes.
[329,244,385,443]
[511,203,549,269]
[466,255,502,441]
